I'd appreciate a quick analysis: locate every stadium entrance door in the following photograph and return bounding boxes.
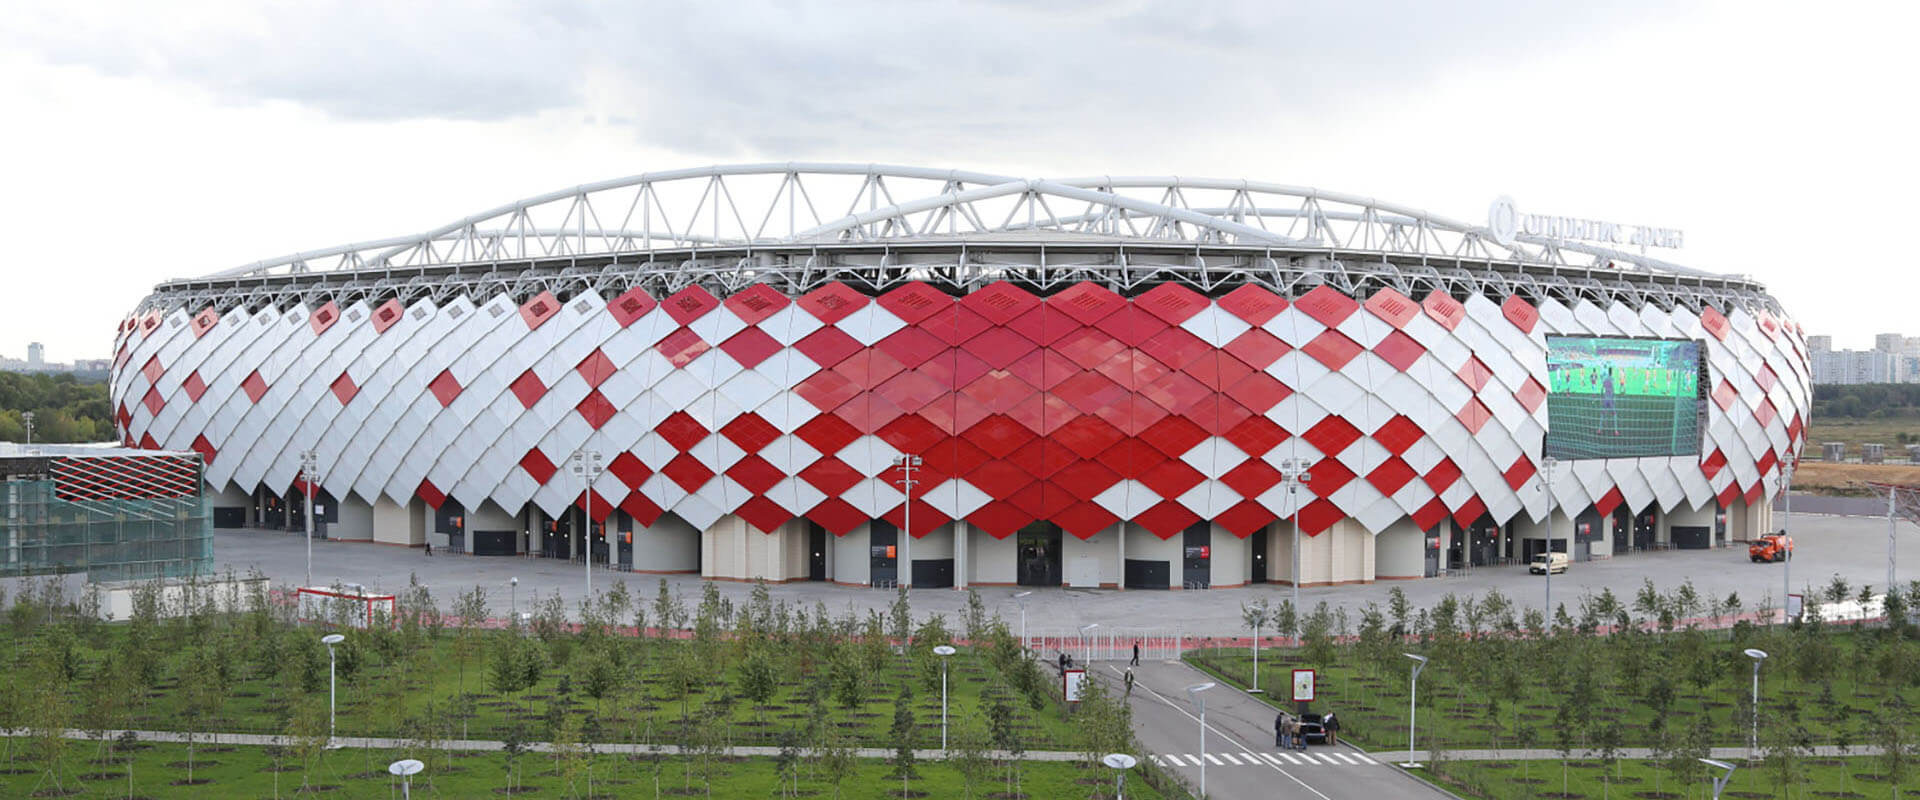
[1016,523,1062,587]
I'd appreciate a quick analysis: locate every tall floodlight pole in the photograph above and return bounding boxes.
[322,633,346,745]
[1540,456,1559,619]
[892,455,921,589]
[1401,653,1428,767]
[21,411,32,446]
[569,449,604,603]
[1744,648,1768,757]
[1781,458,1795,622]
[301,450,319,588]
[1013,591,1032,653]
[934,645,956,751]
[1184,683,1214,797]
[1278,458,1313,617]
[1887,485,1899,599]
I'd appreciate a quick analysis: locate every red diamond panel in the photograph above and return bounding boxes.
[1053,415,1125,459]
[808,497,868,535]
[797,282,869,325]
[924,306,994,346]
[962,327,1039,370]
[1224,371,1290,413]
[576,349,617,388]
[1295,285,1359,328]
[795,370,861,412]
[966,460,1034,498]
[1054,371,1128,416]
[1500,295,1538,334]
[1094,350,1167,389]
[191,307,220,337]
[1303,416,1362,456]
[330,372,359,405]
[1137,458,1205,498]
[839,392,905,434]
[877,282,953,324]
[1297,498,1345,536]
[720,413,780,453]
[138,433,158,451]
[577,390,616,429]
[1456,357,1493,392]
[182,372,207,403]
[1456,398,1493,434]
[1054,326,1127,370]
[1700,448,1727,479]
[1712,380,1738,411]
[874,369,946,412]
[1700,306,1730,341]
[662,285,720,326]
[1056,501,1120,540]
[1217,284,1287,326]
[1364,288,1419,328]
[1136,283,1209,326]
[1424,458,1462,493]
[1223,329,1290,370]
[1411,497,1450,531]
[961,371,1034,415]
[1755,397,1778,428]
[723,284,790,326]
[1422,291,1466,331]
[243,370,269,403]
[657,411,710,452]
[917,348,991,390]
[416,479,446,510]
[1094,438,1167,478]
[736,495,794,533]
[1366,457,1418,496]
[1185,354,1253,392]
[141,385,163,415]
[520,291,561,330]
[726,455,785,495]
[1215,500,1277,538]
[1140,371,1211,415]
[1221,459,1283,498]
[961,281,1041,325]
[662,453,715,492]
[1005,304,1081,347]
[880,500,950,538]
[966,500,1033,539]
[574,489,614,522]
[1372,331,1425,372]
[1138,415,1208,458]
[1134,500,1200,539]
[609,452,653,488]
[1187,398,1253,436]
[509,370,547,409]
[1137,327,1211,370]
[1307,458,1356,497]
[1595,486,1626,515]
[923,437,991,480]
[1053,460,1122,499]
[795,414,861,455]
[1224,416,1289,457]
[1050,282,1127,325]
[875,327,947,369]
[877,414,946,454]
[1302,330,1363,370]
[1756,364,1778,392]
[428,370,462,407]
[1006,348,1079,391]
[1370,415,1422,457]
[371,299,404,333]
[656,327,711,368]
[800,457,863,495]
[190,434,215,464]
[1009,438,1077,479]
[1516,378,1547,414]
[720,327,782,368]
[1502,456,1537,490]
[1093,305,1169,347]
[309,301,340,335]
[609,287,657,327]
[919,392,990,434]
[520,448,557,483]
[1454,497,1492,528]
[142,355,164,383]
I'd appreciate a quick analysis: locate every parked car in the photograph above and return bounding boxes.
[1529,552,1569,574]
[1749,533,1794,562]
[1298,713,1330,745]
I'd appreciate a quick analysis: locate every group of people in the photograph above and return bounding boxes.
[1273,710,1339,750]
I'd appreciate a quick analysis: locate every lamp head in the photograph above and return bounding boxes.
[1184,681,1215,695]
[389,758,425,776]
[1403,652,1428,664]
[510,577,518,586]
[1699,758,1735,771]
[1014,591,1032,600]
[933,645,957,656]
[1744,648,1768,661]
[321,633,345,646]
[1101,753,1138,770]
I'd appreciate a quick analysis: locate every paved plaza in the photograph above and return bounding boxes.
[211,496,1914,638]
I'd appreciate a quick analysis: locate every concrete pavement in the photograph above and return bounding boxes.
[1095,659,1453,800]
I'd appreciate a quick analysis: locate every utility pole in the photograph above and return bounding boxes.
[1782,458,1794,622]
[301,450,319,588]
[569,449,604,603]
[1540,456,1559,618]
[892,455,921,589]
[21,411,33,446]
[1277,457,1312,621]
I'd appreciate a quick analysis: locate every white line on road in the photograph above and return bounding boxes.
[1334,753,1360,765]
[1240,752,1260,764]
[1111,665,1334,800]
[1158,754,1180,766]
[1203,753,1223,765]
[1354,753,1377,764]
[1220,753,1242,765]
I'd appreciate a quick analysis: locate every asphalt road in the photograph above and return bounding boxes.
[1095,660,1451,800]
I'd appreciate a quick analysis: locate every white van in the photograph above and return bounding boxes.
[1529,552,1569,575]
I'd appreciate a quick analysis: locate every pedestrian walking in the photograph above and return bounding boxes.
[424,541,433,556]
[1123,667,1136,697]
[1130,641,1141,666]
[1293,717,1306,751]
[1324,711,1339,746]
[1274,712,1286,748]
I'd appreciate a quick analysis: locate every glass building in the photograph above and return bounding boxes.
[0,444,211,581]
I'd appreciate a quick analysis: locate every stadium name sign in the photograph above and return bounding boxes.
[1487,195,1684,250]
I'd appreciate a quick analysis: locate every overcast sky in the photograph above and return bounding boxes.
[2,0,1913,361]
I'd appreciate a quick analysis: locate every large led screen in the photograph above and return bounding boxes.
[1544,336,1704,460]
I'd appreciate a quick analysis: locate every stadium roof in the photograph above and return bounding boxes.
[144,163,1779,314]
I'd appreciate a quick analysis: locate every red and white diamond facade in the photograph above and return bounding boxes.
[111,165,1806,587]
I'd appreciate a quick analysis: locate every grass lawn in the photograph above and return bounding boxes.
[0,738,1166,799]
[1421,756,1920,799]
[1806,417,1920,462]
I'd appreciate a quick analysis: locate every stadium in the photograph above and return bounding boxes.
[110,164,1809,589]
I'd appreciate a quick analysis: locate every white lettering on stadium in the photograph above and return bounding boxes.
[1486,196,1683,249]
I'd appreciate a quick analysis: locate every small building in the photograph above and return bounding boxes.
[0,443,212,581]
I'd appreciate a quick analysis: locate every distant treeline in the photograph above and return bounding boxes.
[1813,383,1920,420]
[0,371,113,443]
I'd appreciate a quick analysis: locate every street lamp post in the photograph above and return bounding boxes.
[509,577,519,621]
[1184,683,1215,797]
[1744,648,1768,757]
[1012,591,1032,654]
[301,450,319,589]
[1278,458,1312,616]
[1079,623,1099,664]
[1246,599,1267,694]
[1539,456,1559,618]
[1101,753,1137,800]
[21,411,33,446]
[1401,653,1429,768]
[388,758,425,799]
[568,449,605,603]
[1782,459,1795,623]
[322,633,346,745]
[1700,757,1737,799]
[892,455,921,589]
[934,645,957,751]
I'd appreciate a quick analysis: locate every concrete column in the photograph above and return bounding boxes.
[372,496,425,546]
[1062,526,1121,588]
[1124,524,1180,589]
[832,524,872,586]
[969,527,1016,586]
[1113,522,1126,589]
[953,520,970,589]
[633,513,699,573]
[1376,519,1424,580]
[1661,501,1717,549]
[331,494,374,541]
[1209,525,1248,588]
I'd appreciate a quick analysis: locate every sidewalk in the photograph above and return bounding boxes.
[0,727,1083,762]
[1392,745,1895,762]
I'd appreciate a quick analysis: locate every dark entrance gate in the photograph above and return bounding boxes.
[808,523,828,581]
[1633,507,1658,550]
[1016,522,1062,587]
[1250,529,1268,583]
[1611,507,1632,555]
[870,522,899,587]
[1181,522,1211,589]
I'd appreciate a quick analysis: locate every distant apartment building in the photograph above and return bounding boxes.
[0,344,110,375]
[1810,332,1920,384]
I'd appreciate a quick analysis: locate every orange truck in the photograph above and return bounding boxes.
[1748,533,1794,562]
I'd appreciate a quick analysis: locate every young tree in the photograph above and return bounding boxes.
[950,710,992,800]
[738,646,779,724]
[888,682,919,797]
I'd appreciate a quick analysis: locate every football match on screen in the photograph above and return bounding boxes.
[1544,336,1705,460]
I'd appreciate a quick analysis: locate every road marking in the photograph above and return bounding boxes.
[1275,752,1300,764]
[1203,753,1223,765]
[1219,753,1243,765]
[1107,665,1334,800]
[1258,753,1283,765]
[1334,752,1361,765]
[1302,753,1331,764]
[1240,752,1259,764]
[1353,752,1378,764]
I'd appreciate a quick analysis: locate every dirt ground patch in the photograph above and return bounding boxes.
[1791,461,1920,494]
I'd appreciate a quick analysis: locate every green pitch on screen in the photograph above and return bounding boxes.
[1544,336,1703,460]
